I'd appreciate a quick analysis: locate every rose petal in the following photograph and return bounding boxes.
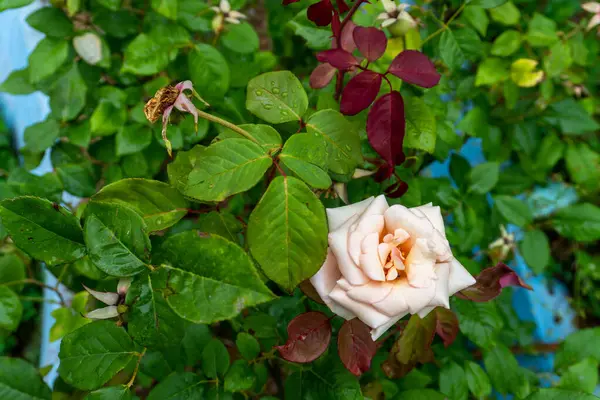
[326,197,374,231]
[310,249,342,303]
[346,280,394,303]
[374,277,436,316]
[385,204,452,261]
[425,262,450,309]
[174,94,199,130]
[405,238,437,288]
[359,253,386,281]
[349,214,384,265]
[378,243,391,264]
[448,258,476,295]
[371,313,407,340]
[417,306,435,318]
[386,268,398,280]
[329,227,369,285]
[411,204,445,237]
[329,285,391,329]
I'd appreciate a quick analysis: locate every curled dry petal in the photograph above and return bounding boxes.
[276,312,332,363]
[83,284,118,306]
[456,262,532,302]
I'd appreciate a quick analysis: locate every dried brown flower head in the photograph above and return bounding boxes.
[143,85,180,123]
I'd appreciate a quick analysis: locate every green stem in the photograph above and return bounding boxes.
[196,109,260,144]
[421,2,466,45]
[127,348,147,388]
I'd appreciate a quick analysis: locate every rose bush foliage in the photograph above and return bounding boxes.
[0,0,598,399]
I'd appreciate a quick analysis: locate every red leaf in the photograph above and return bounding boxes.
[353,26,387,62]
[276,311,331,363]
[331,10,341,37]
[385,180,409,198]
[332,20,357,53]
[435,307,459,347]
[310,63,337,89]
[298,280,326,304]
[456,263,533,303]
[335,0,350,13]
[282,0,300,4]
[388,50,441,88]
[338,319,377,376]
[316,49,358,71]
[307,0,334,26]
[340,71,382,115]
[366,91,405,168]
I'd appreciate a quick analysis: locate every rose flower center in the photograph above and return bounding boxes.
[378,228,411,282]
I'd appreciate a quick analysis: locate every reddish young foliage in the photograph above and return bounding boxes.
[456,263,533,302]
[353,26,387,62]
[316,49,359,71]
[307,0,334,26]
[388,50,441,88]
[276,311,332,363]
[338,319,377,376]
[282,0,300,4]
[385,180,409,198]
[310,63,337,89]
[366,91,406,169]
[335,0,350,13]
[435,307,459,347]
[340,71,382,115]
[334,20,357,52]
[298,280,326,304]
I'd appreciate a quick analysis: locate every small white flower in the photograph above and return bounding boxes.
[488,225,515,260]
[582,2,600,30]
[212,0,247,32]
[377,0,416,29]
[82,279,131,320]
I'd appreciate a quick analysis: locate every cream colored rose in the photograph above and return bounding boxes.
[310,195,476,340]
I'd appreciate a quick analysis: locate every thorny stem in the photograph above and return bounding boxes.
[2,279,66,307]
[421,2,466,46]
[127,348,147,388]
[196,109,260,144]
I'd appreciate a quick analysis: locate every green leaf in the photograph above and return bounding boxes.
[306,109,362,175]
[246,71,308,124]
[28,37,70,83]
[556,328,600,370]
[147,372,205,399]
[491,30,522,56]
[26,7,73,37]
[565,142,600,189]
[526,389,599,400]
[151,0,177,19]
[50,292,91,342]
[236,332,261,361]
[116,124,153,156]
[452,298,503,347]
[122,34,171,76]
[218,124,282,154]
[188,44,230,102]
[90,100,127,136]
[462,6,488,36]
[464,361,492,399]
[49,63,87,121]
[154,231,274,323]
[126,271,186,348]
[551,203,600,242]
[0,254,26,291]
[7,168,63,202]
[182,324,212,366]
[58,321,139,390]
[468,0,506,8]
[0,286,22,332]
[0,197,85,266]
[287,10,331,50]
[488,1,520,25]
[183,139,271,202]
[526,13,558,47]
[0,357,51,400]
[395,390,448,400]
[85,385,132,400]
[225,360,256,392]
[280,133,332,189]
[468,162,499,194]
[520,230,550,275]
[494,195,533,227]
[475,57,509,86]
[23,119,60,153]
[222,23,259,54]
[84,202,151,277]
[457,106,488,137]
[96,0,121,10]
[404,96,436,153]
[202,339,230,379]
[248,176,328,291]
[0,0,34,11]
[439,362,468,400]
[91,179,190,232]
[57,164,96,198]
[438,29,483,70]
[544,41,572,78]
[484,344,528,395]
[544,99,600,135]
[558,358,598,393]
[0,68,35,95]
[195,211,243,243]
